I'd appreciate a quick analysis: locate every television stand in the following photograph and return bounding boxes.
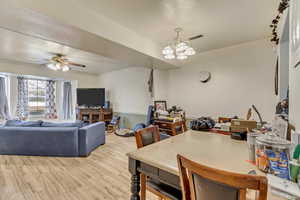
[78,108,113,124]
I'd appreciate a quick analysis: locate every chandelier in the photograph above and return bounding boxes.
[162,28,196,60]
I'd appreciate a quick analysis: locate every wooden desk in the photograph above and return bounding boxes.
[127,130,285,200]
[78,108,112,124]
[153,120,187,136]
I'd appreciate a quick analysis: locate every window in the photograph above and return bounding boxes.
[0,75,9,120]
[28,79,47,118]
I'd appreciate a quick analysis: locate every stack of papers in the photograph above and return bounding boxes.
[267,174,300,198]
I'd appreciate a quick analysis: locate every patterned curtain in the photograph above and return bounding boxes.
[0,77,10,119]
[62,82,73,120]
[16,77,28,120]
[45,80,57,119]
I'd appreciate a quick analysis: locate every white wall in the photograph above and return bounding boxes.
[289,0,300,131]
[98,40,277,122]
[279,40,289,101]
[98,67,169,115]
[278,11,290,102]
[98,67,152,115]
[153,69,169,101]
[289,62,300,130]
[167,39,277,122]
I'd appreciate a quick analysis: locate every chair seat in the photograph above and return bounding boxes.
[147,178,182,200]
[160,132,170,140]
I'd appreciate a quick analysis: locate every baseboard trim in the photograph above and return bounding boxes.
[114,112,147,129]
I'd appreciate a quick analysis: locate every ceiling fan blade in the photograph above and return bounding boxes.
[46,52,66,57]
[68,62,86,68]
[40,58,53,63]
[188,34,204,41]
[56,53,67,58]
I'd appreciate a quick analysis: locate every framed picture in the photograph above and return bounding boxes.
[154,101,167,111]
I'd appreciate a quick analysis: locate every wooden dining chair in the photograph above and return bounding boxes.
[177,154,268,200]
[135,125,160,149]
[135,126,181,200]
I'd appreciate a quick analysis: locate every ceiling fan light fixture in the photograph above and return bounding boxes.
[62,65,70,72]
[45,54,86,72]
[47,63,58,71]
[55,63,62,70]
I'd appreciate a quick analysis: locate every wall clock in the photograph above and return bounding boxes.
[199,71,211,83]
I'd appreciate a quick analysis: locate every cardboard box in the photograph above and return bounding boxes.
[230,119,257,133]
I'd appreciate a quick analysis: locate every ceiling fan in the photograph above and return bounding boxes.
[45,54,86,72]
[162,28,204,60]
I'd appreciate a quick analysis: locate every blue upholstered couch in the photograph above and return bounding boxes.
[0,120,105,157]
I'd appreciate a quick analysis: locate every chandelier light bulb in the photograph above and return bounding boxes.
[176,42,188,52]
[164,54,175,59]
[162,46,174,55]
[177,42,187,48]
[185,47,196,56]
[177,54,188,60]
[162,28,197,60]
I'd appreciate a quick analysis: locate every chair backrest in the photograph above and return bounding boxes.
[177,154,268,200]
[146,105,154,126]
[110,116,120,125]
[135,126,160,149]
[172,120,187,135]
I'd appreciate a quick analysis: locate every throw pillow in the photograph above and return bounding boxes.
[41,120,84,128]
[5,120,43,127]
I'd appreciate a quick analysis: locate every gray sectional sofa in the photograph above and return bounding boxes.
[0,120,105,157]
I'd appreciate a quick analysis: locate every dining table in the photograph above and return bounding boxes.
[127,130,286,200]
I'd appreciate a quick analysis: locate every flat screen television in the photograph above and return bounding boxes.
[77,88,105,107]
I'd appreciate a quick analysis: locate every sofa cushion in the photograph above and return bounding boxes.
[0,126,79,156]
[5,120,43,127]
[41,120,84,128]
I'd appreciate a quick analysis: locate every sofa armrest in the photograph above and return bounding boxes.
[79,122,106,156]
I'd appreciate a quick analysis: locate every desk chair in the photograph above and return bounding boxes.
[177,154,268,200]
[135,126,181,200]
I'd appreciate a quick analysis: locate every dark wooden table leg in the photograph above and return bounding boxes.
[128,158,141,200]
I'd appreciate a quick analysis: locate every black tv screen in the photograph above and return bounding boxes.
[77,88,105,107]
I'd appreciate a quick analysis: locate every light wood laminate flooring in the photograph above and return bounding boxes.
[0,133,157,200]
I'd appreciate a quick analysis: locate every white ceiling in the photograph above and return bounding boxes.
[0,2,176,74]
[76,0,280,52]
[0,0,280,74]
[0,28,133,74]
